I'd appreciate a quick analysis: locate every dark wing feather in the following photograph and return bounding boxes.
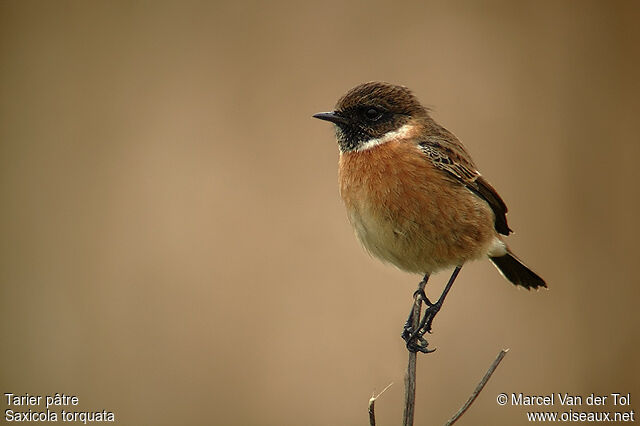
[419,138,512,235]
[470,176,511,235]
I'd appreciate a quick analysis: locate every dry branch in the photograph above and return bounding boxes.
[368,383,393,426]
[402,277,428,426]
[444,349,509,425]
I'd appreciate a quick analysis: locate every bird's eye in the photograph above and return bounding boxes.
[364,107,383,121]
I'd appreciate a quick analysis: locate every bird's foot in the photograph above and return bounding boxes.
[402,328,436,353]
[401,306,436,353]
[401,273,437,353]
[418,299,442,336]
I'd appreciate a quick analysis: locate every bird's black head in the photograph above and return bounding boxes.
[313,82,427,152]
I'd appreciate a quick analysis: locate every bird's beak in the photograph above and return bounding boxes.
[312,111,350,126]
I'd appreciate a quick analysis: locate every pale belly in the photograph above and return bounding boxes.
[346,201,494,273]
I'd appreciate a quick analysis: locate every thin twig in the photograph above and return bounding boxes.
[368,382,393,426]
[444,349,509,426]
[402,277,428,426]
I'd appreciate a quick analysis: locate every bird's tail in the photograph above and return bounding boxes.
[490,250,546,289]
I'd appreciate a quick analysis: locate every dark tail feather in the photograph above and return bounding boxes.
[490,250,546,289]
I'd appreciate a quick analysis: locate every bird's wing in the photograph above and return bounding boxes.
[419,137,512,235]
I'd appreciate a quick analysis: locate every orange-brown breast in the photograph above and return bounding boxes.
[338,140,496,274]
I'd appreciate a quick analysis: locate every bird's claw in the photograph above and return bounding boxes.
[402,328,436,353]
[405,334,436,353]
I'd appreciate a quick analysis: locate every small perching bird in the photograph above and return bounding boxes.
[314,82,545,351]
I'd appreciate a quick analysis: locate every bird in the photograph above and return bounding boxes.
[313,82,546,351]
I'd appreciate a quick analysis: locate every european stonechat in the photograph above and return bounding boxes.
[314,82,545,350]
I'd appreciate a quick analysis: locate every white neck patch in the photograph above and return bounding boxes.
[356,123,414,152]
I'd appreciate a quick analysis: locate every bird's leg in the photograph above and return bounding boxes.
[402,274,429,339]
[415,266,462,339]
[402,274,433,353]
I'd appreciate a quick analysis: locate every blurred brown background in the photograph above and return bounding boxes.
[1,1,639,425]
